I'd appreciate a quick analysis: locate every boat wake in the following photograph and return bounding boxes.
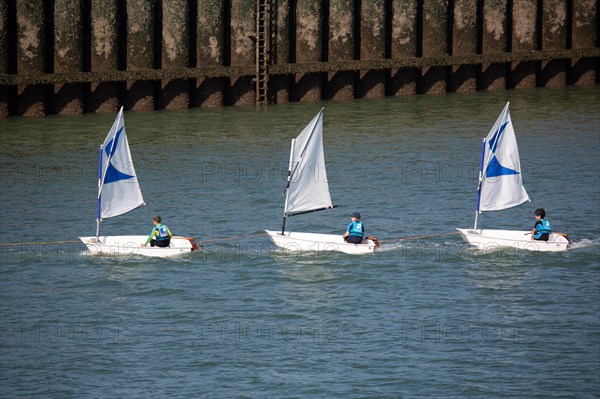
[377,243,403,252]
[568,238,600,250]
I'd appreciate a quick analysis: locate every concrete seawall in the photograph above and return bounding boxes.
[0,0,598,117]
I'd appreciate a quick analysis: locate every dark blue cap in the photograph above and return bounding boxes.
[351,212,361,218]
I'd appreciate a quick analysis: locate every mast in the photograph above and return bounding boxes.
[281,138,296,234]
[95,144,103,239]
[473,138,486,231]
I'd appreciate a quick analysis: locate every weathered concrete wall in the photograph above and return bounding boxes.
[451,0,478,92]
[53,0,84,115]
[0,0,9,117]
[0,0,7,75]
[571,0,596,85]
[326,0,354,101]
[481,0,508,91]
[0,0,598,117]
[295,0,322,102]
[196,0,225,107]
[422,0,448,94]
[390,0,418,95]
[161,0,190,109]
[126,0,155,111]
[359,0,385,98]
[16,0,46,116]
[511,0,537,88]
[90,0,120,113]
[540,0,568,87]
[269,0,291,104]
[230,1,255,105]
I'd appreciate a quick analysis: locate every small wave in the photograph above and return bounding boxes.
[126,288,187,297]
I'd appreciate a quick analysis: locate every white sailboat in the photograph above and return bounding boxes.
[265,108,378,255]
[456,102,570,252]
[80,107,199,257]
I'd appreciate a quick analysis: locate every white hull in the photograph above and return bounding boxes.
[456,228,570,252]
[265,230,377,255]
[80,235,200,258]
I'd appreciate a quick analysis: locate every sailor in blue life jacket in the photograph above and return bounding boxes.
[532,208,552,241]
[344,212,365,244]
[143,215,172,247]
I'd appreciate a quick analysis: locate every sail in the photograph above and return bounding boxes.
[284,108,333,216]
[98,107,145,219]
[478,102,530,212]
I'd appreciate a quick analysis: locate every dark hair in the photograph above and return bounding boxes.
[534,208,546,218]
[153,215,162,223]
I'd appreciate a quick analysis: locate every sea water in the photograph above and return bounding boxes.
[1,86,599,398]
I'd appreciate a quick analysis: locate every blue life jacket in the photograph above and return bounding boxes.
[533,219,551,239]
[348,221,364,237]
[156,224,170,241]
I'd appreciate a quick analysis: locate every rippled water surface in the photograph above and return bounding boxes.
[1,87,599,398]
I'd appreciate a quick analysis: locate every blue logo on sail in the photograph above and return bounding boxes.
[488,121,508,153]
[485,121,520,178]
[103,126,136,184]
[485,155,519,178]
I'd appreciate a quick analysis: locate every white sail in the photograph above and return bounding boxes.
[284,108,333,216]
[98,107,144,219]
[478,102,530,212]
